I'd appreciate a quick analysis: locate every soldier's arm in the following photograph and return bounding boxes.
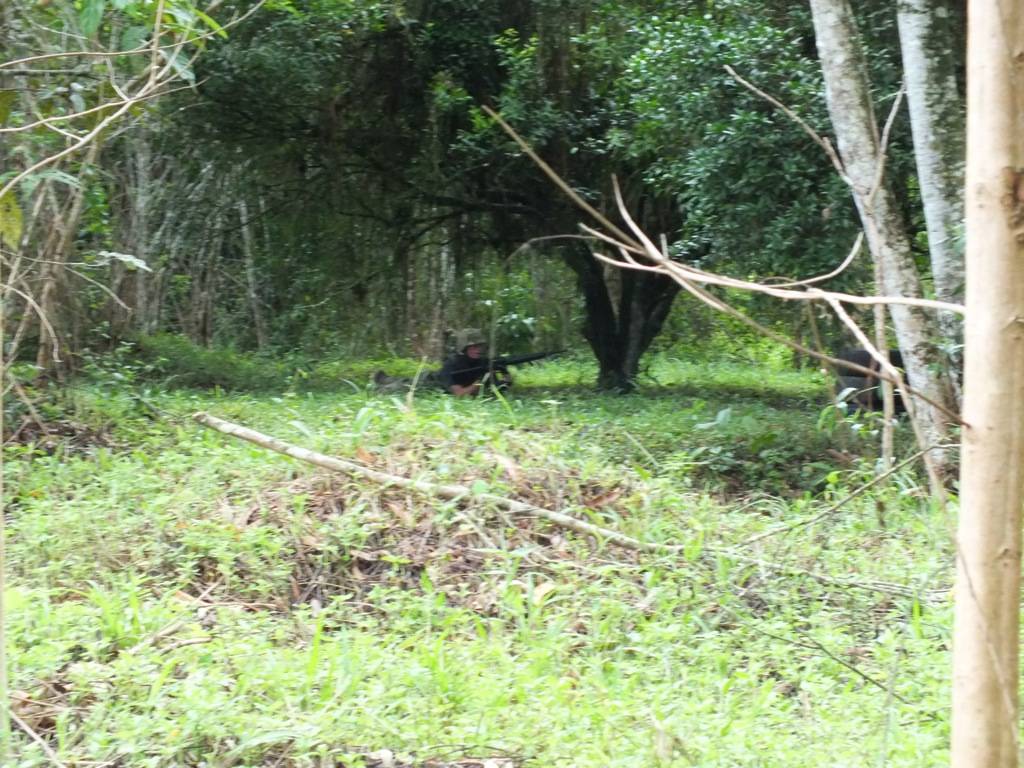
[449,382,480,396]
[439,357,481,396]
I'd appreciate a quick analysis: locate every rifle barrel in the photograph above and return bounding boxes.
[493,350,563,366]
[442,350,564,378]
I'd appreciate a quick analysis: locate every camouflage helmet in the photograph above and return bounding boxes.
[455,328,487,351]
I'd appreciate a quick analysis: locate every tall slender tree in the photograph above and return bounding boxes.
[951,3,1024,766]
[808,0,958,487]
[896,0,965,385]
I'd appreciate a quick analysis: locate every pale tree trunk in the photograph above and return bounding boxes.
[35,141,101,376]
[808,0,957,488]
[109,130,153,342]
[897,0,965,387]
[427,220,443,357]
[185,210,222,347]
[435,229,454,360]
[873,301,895,468]
[200,214,224,347]
[238,199,268,350]
[951,4,1024,767]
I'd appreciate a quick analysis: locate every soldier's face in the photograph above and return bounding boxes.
[465,344,485,359]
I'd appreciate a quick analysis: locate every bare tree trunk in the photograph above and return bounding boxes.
[436,228,454,359]
[897,0,965,389]
[35,141,101,375]
[873,300,895,468]
[238,199,268,350]
[808,0,957,487]
[201,215,224,347]
[186,209,222,348]
[951,5,1024,767]
[427,220,443,357]
[127,129,153,338]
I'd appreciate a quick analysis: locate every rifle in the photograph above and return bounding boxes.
[444,349,564,379]
[491,349,564,369]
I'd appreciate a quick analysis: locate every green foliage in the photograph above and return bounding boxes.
[607,6,859,278]
[146,0,904,367]
[9,0,935,380]
[128,333,443,391]
[0,190,22,248]
[132,333,291,390]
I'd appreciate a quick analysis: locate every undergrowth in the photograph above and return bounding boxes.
[5,355,955,767]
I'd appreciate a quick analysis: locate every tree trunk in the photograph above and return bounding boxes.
[35,141,101,376]
[238,199,268,350]
[951,5,1024,767]
[896,0,965,388]
[567,246,678,390]
[808,0,957,488]
[107,130,153,344]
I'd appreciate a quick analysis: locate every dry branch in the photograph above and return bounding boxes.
[193,412,947,604]
[486,86,962,498]
[193,411,653,551]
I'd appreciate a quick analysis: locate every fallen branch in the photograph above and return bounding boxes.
[193,411,652,551]
[10,709,66,768]
[193,412,948,603]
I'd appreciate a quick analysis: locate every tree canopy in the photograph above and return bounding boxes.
[2,0,952,387]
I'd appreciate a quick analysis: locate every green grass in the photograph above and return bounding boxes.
[5,357,955,766]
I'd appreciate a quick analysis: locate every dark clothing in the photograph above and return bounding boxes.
[835,348,905,412]
[438,353,509,391]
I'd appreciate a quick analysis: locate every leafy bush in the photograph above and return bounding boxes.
[132,333,290,390]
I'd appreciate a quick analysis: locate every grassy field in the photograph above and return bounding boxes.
[5,356,955,766]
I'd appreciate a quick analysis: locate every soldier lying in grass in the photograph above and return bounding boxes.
[372,328,559,396]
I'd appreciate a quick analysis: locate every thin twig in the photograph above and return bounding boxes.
[767,232,864,289]
[10,379,51,437]
[1,284,61,364]
[725,64,847,178]
[0,0,264,71]
[10,710,67,767]
[158,637,212,654]
[0,83,196,135]
[127,580,220,654]
[584,246,964,425]
[796,631,917,707]
[582,222,963,315]
[481,105,640,249]
[743,446,937,545]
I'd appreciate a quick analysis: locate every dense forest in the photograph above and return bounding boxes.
[4,1,1024,767]
[4,0,923,381]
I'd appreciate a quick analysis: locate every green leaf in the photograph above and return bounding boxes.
[80,0,107,37]
[95,250,152,272]
[32,169,83,192]
[0,191,23,249]
[159,49,195,84]
[0,90,16,126]
[165,5,196,29]
[194,8,228,38]
[120,25,149,51]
